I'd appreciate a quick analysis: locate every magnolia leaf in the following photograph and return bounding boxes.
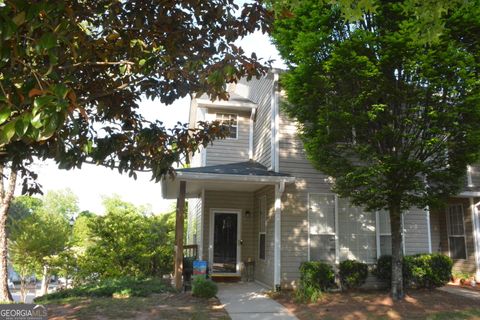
[12,12,26,26]
[0,106,11,125]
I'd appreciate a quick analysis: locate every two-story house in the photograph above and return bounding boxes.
[162,69,480,290]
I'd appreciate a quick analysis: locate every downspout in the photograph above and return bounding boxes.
[274,180,285,291]
[426,206,432,253]
[249,107,256,160]
[270,72,280,172]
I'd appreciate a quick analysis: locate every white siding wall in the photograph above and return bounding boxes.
[205,108,250,165]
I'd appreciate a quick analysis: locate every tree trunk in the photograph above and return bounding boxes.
[390,204,405,300]
[40,265,50,296]
[20,276,26,303]
[0,164,16,302]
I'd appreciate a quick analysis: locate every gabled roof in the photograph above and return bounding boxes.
[176,160,291,177]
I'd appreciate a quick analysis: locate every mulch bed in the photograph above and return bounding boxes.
[273,289,480,320]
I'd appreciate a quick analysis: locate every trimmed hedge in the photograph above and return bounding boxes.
[374,254,452,288]
[296,261,335,303]
[339,260,368,289]
[192,277,218,298]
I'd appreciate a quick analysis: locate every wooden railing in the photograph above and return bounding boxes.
[183,244,198,259]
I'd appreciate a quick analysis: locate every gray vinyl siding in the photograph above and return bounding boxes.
[205,109,250,165]
[430,208,442,253]
[202,191,255,272]
[403,208,430,255]
[253,186,275,288]
[187,197,202,249]
[237,75,273,168]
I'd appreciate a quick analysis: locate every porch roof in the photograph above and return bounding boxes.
[196,92,257,111]
[161,161,295,199]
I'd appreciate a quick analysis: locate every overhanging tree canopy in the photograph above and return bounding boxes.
[271,0,480,299]
[0,0,272,182]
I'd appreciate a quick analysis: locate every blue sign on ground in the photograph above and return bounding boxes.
[193,260,207,279]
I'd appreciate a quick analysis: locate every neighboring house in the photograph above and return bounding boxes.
[162,69,480,289]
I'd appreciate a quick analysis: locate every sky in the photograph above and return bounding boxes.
[30,31,285,215]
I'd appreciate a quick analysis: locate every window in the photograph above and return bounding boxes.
[258,196,267,260]
[216,113,238,139]
[337,198,376,264]
[309,194,336,262]
[378,211,392,256]
[447,204,467,259]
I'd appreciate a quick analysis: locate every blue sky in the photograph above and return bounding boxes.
[32,31,284,215]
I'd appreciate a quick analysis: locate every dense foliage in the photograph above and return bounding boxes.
[272,0,480,299]
[374,254,453,288]
[76,196,175,281]
[191,278,218,299]
[338,260,368,289]
[296,261,336,303]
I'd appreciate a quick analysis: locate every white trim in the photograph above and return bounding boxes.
[175,171,296,184]
[249,107,256,160]
[471,198,480,281]
[426,206,432,254]
[199,188,205,260]
[196,98,258,110]
[208,208,242,276]
[269,74,277,171]
[459,191,480,197]
[467,166,474,188]
[274,182,284,290]
[273,73,280,173]
[375,212,381,259]
[401,212,406,255]
[334,195,339,264]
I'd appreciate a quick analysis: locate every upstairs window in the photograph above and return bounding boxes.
[216,113,238,139]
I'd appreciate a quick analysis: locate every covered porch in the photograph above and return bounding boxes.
[161,161,295,290]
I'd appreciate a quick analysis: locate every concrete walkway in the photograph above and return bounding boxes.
[437,285,480,301]
[217,282,298,320]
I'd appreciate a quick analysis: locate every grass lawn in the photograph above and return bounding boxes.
[43,292,229,320]
[273,289,480,320]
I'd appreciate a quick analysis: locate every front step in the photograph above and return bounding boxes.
[211,275,241,283]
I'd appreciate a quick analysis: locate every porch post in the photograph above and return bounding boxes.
[174,181,186,290]
[274,181,285,291]
[471,198,480,282]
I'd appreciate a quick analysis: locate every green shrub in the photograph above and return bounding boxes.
[34,277,168,303]
[295,261,335,303]
[373,254,452,288]
[339,260,368,289]
[192,278,218,298]
[373,255,393,283]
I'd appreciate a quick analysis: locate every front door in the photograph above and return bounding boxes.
[211,211,240,274]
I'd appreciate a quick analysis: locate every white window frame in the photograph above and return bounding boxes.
[258,195,267,260]
[215,113,238,139]
[446,203,468,260]
[307,193,338,263]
